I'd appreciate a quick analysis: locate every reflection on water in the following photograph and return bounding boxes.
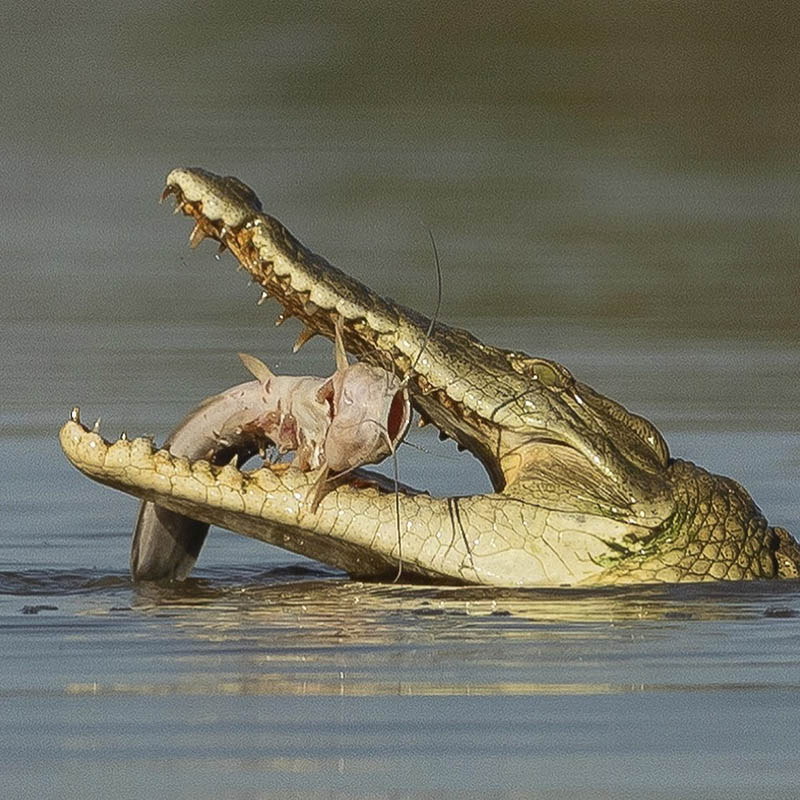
[126,577,800,698]
[4,566,800,798]
[4,567,800,700]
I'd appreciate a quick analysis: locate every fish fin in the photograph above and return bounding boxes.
[238,352,274,383]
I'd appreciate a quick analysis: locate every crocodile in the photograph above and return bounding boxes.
[58,168,800,586]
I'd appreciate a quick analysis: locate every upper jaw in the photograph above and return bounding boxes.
[160,168,674,525]
[161,167,535,487]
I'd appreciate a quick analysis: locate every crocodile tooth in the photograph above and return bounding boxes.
[188,222,207,248]
[257,290,269,306]
[293,325,317,353]
[275,312,291,326]
[229,453,239,468]
[92,418,101,433]
[417,417,429,428]
[120,432,128,441]
[172,199,185,215]
[70,406,81,423]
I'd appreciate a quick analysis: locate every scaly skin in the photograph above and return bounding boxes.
[58,168,800,585]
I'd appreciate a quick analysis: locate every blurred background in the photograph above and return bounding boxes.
[3,0,798,538]
[2,0,799,556]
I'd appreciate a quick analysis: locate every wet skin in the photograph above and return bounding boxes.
[59,168,800,586]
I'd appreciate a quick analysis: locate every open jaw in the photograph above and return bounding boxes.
[59,168,800,586]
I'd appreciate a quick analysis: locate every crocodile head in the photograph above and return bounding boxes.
[59,168,800,585]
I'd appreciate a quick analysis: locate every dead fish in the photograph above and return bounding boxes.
[307,317,411,510]
[240,317,411,511]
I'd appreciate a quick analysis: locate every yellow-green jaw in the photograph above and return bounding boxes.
[60,415,654,585]
[57,168,800,585]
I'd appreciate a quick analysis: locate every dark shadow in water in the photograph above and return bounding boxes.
[3,564,799,624]
[0,568,131,596]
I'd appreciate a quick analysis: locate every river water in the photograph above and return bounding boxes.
[3,2,800,798]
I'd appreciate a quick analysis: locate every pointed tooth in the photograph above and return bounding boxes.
[120,432,128,441]
[275,312,291,326]
[229,453,239,468]
[173,201,184,215]
[258,444,267,459]
[257,290,269,306]
[92,417,101,433]
[332,316,348,372]
[417,417,428,428]
[70,406,81,423]
[188,222,207,249]
[293,325,317,353]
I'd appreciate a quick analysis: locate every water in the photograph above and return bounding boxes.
[3,574,800,799]
[3,2,800,797]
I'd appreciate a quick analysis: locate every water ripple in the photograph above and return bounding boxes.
[0,562,342,599]
[0,569,131,596]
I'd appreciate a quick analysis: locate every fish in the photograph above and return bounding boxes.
[131,317,410,580]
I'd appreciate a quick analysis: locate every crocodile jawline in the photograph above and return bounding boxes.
[57,167,800,586]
